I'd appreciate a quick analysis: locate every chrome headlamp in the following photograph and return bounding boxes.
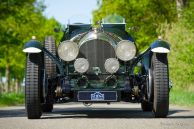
[57,40,79,61]
[116,40,136,61]
[104,58,120,74]
[74,58,89,73]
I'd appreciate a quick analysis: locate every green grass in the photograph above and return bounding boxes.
[170,88,194,107]
[0,93,24,107]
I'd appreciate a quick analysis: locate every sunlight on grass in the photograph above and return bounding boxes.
[0,93,24,107]
[170,88,194,107]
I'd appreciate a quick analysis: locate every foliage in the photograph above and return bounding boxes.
[0,93,24,107]
[157,2,194,91]
[0,0,62,92]
[93,0,177,50]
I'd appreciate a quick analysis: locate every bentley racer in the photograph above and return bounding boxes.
[23,15,171,119]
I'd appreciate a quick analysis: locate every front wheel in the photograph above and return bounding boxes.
[25,53,43,119]
[151,53,169,118]
[42,36,56,112]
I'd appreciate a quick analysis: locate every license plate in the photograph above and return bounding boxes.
[77,91,117,102]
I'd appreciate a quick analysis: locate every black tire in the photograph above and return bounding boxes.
[42,36,56,112]
[141,66,153,112]
[141,101,152,111]
[141,62,153,102]
[25,53,43,119]
[151,53,169,118]
[44,36,57,78]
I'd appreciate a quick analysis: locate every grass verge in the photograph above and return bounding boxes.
[0,93,24,107]
[170,88,194,107]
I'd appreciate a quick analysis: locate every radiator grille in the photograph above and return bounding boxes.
[79,39,116,77]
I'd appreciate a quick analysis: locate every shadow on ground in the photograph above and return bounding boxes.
[0,106,193,119]
[0,108,26,118]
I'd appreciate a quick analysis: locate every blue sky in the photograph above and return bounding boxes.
[43,0,98,24]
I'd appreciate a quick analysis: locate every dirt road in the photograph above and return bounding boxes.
[0,103,194,129]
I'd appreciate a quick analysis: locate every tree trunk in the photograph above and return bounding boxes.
[15,78,20,93]
[176,0,188,18]
[5,44,11,93]
[0,72,2,82]
[5,64,10,93]
[0,72,2,93]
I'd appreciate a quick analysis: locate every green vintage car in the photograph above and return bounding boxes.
[23,16,171,119]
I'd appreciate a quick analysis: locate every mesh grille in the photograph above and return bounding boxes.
[79,39,115,76]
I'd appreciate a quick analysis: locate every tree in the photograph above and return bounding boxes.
[176,0,188,17]
[0,0,62,93]
[93,0,177,50]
